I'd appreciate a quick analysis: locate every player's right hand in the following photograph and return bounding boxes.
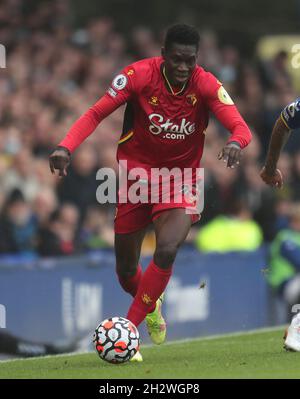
[218,142,241,168]
[260,166,283,189]
[49,147,71,177]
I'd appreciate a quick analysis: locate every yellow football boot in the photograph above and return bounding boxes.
[145,294,166,345]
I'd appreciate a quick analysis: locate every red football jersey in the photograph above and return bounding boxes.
[59,56,251,172]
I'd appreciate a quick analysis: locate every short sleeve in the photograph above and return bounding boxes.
[198,70,251,148]
[281,99,300,130]
[105,66,137,107]
[201,72,235,110]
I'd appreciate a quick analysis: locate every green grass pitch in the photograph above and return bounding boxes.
[0,327,299,379]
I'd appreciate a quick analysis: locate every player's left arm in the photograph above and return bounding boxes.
[259,117,289,188]
[260,99,300,188]
[204,73,252,168]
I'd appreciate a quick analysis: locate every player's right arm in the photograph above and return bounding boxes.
[260,99,300,188]
[49,71,134,177]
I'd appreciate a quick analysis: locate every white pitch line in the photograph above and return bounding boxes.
[0,325,287,364]
[162,324,288,346]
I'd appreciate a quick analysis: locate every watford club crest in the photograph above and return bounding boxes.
[142,293,152,305]
[149,96,159,106]
[186,94,197,106]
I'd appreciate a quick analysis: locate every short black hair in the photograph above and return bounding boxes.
[164,24,200,52]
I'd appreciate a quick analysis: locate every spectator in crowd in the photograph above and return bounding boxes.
[195,199,263,253]
[32,187,58,227]
[56,144,99,220]
[291,151,300,200]
[79,205,114,250]
[0,188,38,255]
[0,0,300,256]
[37,203,79,256]
[268,203,300,321]
[2,148,40,202]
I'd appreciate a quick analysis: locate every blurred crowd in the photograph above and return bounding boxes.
[0,0,300,257]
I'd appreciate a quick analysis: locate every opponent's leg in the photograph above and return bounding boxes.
[283,276,300,351]
[115,228,147,297]
[126,209,192,333]
[0,330,76,357]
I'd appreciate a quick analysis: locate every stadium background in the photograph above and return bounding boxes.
[1,0,300,354]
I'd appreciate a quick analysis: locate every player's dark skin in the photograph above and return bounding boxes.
[49,42,242,272]
[260,117,288,189]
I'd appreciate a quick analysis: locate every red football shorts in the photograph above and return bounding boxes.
[114,178,201,234]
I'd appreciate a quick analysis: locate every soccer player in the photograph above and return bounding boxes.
[259,101,297,188]
[260,98,300,351]
[49,24,252,361]
[0,329,77,358]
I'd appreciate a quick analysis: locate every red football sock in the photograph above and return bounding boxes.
[117,264,142,297]
[126,260,173,327]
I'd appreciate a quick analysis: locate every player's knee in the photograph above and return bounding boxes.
[154,242,180,268]
[116,259,139,278]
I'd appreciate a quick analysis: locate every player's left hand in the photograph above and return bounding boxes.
[218,142,241,168]
[260,166,283,188]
